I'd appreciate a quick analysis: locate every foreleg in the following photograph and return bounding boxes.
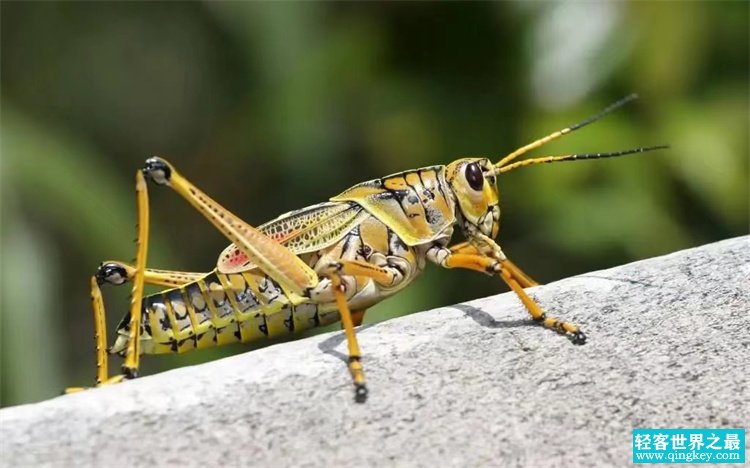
[429,244,585,344]
[449,241,539,288]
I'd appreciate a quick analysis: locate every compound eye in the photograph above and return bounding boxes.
[464,162,484,191]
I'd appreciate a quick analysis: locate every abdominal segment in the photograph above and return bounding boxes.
[113,270,336,355]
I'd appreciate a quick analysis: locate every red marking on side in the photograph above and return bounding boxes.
[228,252,247,266]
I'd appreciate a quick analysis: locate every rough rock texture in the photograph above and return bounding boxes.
[1,237,748,468]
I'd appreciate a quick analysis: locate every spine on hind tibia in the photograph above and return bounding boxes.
[110,270,329,356]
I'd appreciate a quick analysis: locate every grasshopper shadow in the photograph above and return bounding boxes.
[452,303,534,330]
[318,304,534,362]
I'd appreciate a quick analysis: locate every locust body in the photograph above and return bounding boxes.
[70,95,667,402]
[109,163,488,355]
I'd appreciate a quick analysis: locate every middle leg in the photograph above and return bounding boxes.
[321,259,403,403]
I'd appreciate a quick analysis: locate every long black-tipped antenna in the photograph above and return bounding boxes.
[496,144,669,174]
[495,93,640,169]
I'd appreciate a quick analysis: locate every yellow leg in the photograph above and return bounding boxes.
[449,242,538,287]
[65,172,150,392]
[329,259,397,286]
[122,170,150,378]
[142,157,318,297]
[340,307,367,328]
[448,241,477,255]
[330,274,368,403]
[65,277,119,393]
[91,276,108,385]
[96,261,206,288]
[501,258,539,288]
[441,250,585,344]
[320,258,401,402]
[498,265,584,343]
[323,256,412,402]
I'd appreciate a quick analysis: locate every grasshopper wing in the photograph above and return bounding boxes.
[218,201,367,274]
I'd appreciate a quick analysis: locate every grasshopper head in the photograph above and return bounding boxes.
[445,157,500,239]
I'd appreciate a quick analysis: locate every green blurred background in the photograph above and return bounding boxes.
[1,2,747,408]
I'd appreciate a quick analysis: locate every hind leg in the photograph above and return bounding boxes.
[65,277,125,392]
[66,171,151,392]
[111,172,151,380]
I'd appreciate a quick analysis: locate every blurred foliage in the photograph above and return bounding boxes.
[1,2,747,407]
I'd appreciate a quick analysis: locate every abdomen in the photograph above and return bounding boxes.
[111,270,339,356]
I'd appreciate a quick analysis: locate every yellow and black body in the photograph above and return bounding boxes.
[69,94,667,402]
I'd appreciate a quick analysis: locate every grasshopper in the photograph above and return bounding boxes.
[67,94,666,402]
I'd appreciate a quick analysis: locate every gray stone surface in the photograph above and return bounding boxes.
[1,237,748,468]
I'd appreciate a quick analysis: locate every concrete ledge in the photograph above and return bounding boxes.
[1,237,748,467]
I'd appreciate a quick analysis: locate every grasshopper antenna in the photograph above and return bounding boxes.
[495,93,640,170]
[496,144,669,173]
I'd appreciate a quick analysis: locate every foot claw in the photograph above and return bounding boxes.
[354,384,368,403]
[570,330,587,345]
